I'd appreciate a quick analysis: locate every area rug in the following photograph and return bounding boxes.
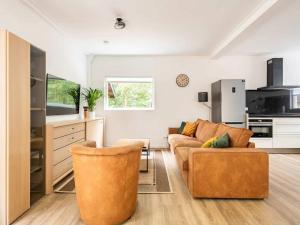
[54,150,173,194]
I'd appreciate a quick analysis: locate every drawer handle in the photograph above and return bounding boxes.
[71,137,74,140]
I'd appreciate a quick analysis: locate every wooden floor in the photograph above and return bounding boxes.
[14,151,300,225]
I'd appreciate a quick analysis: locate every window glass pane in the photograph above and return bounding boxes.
[105,78,154,110]
[292,89,300,109]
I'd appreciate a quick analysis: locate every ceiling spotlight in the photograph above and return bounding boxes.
[114,18,126,29]
[103,40,109,44]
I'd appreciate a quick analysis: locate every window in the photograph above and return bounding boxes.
[292,89,300,109]
[104,77,155,110]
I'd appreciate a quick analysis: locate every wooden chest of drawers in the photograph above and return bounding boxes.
[45,118,104,194]
[46,121,85,193]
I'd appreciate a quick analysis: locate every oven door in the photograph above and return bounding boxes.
[249,125,273,138]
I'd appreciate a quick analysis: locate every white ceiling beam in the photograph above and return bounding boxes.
[210,0,280,59]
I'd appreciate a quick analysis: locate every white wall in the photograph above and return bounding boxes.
[0,0,86,85]
[90,55,268,147]
[0,0,87,122]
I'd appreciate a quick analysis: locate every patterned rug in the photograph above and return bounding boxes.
[54,150,173,194]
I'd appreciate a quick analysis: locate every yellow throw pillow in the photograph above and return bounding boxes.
[201,136,218,148]
[181,122,198,137]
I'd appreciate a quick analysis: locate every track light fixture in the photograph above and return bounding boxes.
[114,18,126,29]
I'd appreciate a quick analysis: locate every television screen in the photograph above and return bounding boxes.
[46,74,80,116]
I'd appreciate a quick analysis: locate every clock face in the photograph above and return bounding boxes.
[176,74,189,87]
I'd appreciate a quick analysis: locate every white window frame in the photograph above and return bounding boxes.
[104,77,155,111]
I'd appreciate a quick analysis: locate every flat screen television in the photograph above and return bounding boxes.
[46,74,80,116]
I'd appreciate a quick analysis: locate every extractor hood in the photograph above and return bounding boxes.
[258,58,300,90]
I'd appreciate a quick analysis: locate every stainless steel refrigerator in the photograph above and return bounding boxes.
[211,79,246,128]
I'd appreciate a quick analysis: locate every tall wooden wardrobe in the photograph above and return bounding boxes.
[0,29,46,224]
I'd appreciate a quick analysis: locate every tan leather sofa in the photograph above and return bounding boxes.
[169,119,269,199]
[71,141,144,225]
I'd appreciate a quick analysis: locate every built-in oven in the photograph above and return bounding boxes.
[248,118,273,138]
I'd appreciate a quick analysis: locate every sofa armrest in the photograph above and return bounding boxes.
[188,148,269,198]
[168,127,179,134]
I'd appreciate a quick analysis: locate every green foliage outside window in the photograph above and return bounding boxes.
[107,82,153,109]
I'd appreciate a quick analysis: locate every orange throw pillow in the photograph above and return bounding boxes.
[181,122,198,137]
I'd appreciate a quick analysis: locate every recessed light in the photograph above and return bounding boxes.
[103,40,109,44]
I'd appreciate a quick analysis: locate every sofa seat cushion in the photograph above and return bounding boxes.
[196,121,219,143]
[168,134,195,144]
[168,134,197,153]
[170,139,203,153]
[175,147,189,171]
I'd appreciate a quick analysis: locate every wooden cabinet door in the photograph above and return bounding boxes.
[0,28,8,225]
[86,119,104,147]
[7,32,30,224]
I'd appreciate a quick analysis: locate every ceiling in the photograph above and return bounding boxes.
[23,0,300,56]
[223,0,300,56]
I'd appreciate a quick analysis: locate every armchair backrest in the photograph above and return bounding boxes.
[71,143,143,225]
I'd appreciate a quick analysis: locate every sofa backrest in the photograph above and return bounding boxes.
[227,127,253,147]
[214,123,231,137]
[195,119,253,147]
[215,123,253,147]
[195,120,218,143]
[195,119,206,138]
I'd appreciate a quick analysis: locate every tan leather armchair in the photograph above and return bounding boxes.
[71,141,143,225]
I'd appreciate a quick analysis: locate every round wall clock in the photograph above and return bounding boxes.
[176,74,189,87]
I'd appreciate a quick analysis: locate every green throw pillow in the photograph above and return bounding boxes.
[212,133,230,148]
[178,121,186,134]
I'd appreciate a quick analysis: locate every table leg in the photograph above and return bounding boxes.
[146,148,149,172]
[140,147,149,173]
